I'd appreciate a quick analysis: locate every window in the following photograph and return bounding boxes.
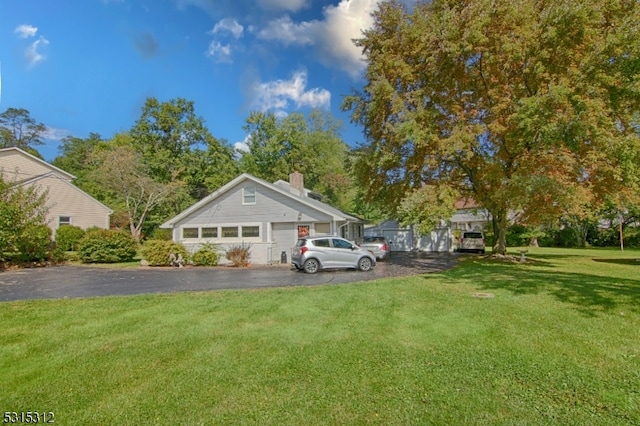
[243,187,256,205]
[222,227,238,238]
[59,216,71,226]
[298,225,310,238]
[242,226,260,238]
[332,238,353,249]
[182,228,199,238]
[315,223,330,234]
[314,238,331,247]
[202,227,218,238]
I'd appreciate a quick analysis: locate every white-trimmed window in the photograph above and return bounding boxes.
[315,222,330,234]
[182,228,199,239]
[59,216,72,227]
[202,227,218,238]
[242,226,260,238]
[243,187,256,205]
[222,226,239,238]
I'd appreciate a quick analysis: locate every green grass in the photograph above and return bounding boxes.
[1,247,639,425]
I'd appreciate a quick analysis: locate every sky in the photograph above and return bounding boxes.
[0,0,414,162]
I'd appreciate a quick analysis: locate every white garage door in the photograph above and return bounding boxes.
[383,229,412,251]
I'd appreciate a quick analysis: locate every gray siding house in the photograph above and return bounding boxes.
[0,147,113,238]
[160,172,365,265]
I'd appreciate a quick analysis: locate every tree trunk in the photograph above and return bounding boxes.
[492,210,508,255]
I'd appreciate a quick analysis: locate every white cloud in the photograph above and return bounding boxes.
[42,126,71,141]
[205,41,232,63]
[210,18,244,39]
[257,0,308,12]
[26,37,49,68]
[234,134,251,154]
[15,24,38,38]
[249,70,330,115]
[256,0,378,79]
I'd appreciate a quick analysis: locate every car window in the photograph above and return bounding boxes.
[313,238,331,247]
[364,236,385,243]
[463,232,483,239]
[295,239,307,247]
[332,238,353,249]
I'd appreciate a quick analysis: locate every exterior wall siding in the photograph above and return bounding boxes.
[0,150,72,182]
[26,176,111,238]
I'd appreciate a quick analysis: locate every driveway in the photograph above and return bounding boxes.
[0,252,461,302]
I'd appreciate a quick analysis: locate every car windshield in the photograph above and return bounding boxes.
[363,236,385,243]
[295,239,307,247]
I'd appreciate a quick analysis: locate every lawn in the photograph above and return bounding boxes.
[1,247,638,425]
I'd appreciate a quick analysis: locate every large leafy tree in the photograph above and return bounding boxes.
[240,109,355,210]
[129,97,238,205]
[343,0,640,254]
[0,108,46,152]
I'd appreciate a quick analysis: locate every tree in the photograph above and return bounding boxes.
[129,97,238,205]
[89,139,183,241]
[343,0,640,254]
[240,109,355,210]
[0,177,49,263]
[0,108,47,150]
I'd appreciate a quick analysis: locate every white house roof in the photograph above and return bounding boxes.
[0,147,76,181]
[160,173,361,228]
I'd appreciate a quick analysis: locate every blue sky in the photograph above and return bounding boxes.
[0,0,410,161]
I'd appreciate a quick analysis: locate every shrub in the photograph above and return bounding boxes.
[140,240,189,266]
[55,225,86,251]
[77,229,138,263]
[14,224,52,262]
[191,243,220,266]
[148,228,172,241]
[225,243,252,267]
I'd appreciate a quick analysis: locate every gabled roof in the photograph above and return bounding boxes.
[18,171,113,214]
[0,147,75,181]
[161,173,361,228]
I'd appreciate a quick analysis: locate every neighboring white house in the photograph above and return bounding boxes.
[0,147,113,238]
[365,199,491,252]
[160,172,366,265]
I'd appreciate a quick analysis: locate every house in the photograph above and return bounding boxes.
[0,147,113,238]
[365,199,491,253]
[160,172,365,265]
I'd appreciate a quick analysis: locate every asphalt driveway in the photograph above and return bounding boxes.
[0,252,461,302]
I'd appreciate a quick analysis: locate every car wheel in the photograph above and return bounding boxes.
[303,258,320,274]
[358,257,373,272]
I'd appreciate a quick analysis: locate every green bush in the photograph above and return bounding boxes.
[140,240,189,266]
[55,225,86,251]
[191,244,220,266]
[13,224,51,262]
[147,228,173,241]
[77,229,138,263]
[225,243,252,267]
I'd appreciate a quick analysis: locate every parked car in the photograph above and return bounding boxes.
[458,231,486,254]
[358,236,391,260]
[291,236,377,274]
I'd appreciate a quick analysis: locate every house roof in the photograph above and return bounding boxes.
[18,172,113,214]
[0,147,76,181]
[160,173,362,228]
[454,198,481,209]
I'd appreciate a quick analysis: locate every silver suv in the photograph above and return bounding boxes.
[291,236,377,274]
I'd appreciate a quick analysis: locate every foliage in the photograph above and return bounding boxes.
[89,140,183,241]
[225,243,252,267]
[77,229,138,263]
[55,225,86,252]
[0,177,49,263]
[147,228,173,241]
[0,107,46,150]
[140,240,189,266]
[397,185,458,234]
[129,97,239,203]
[343,0,640,254]
[191,243,220,266]
[240,110,355,211]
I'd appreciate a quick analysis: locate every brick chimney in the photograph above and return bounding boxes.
[289,171,304,196]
